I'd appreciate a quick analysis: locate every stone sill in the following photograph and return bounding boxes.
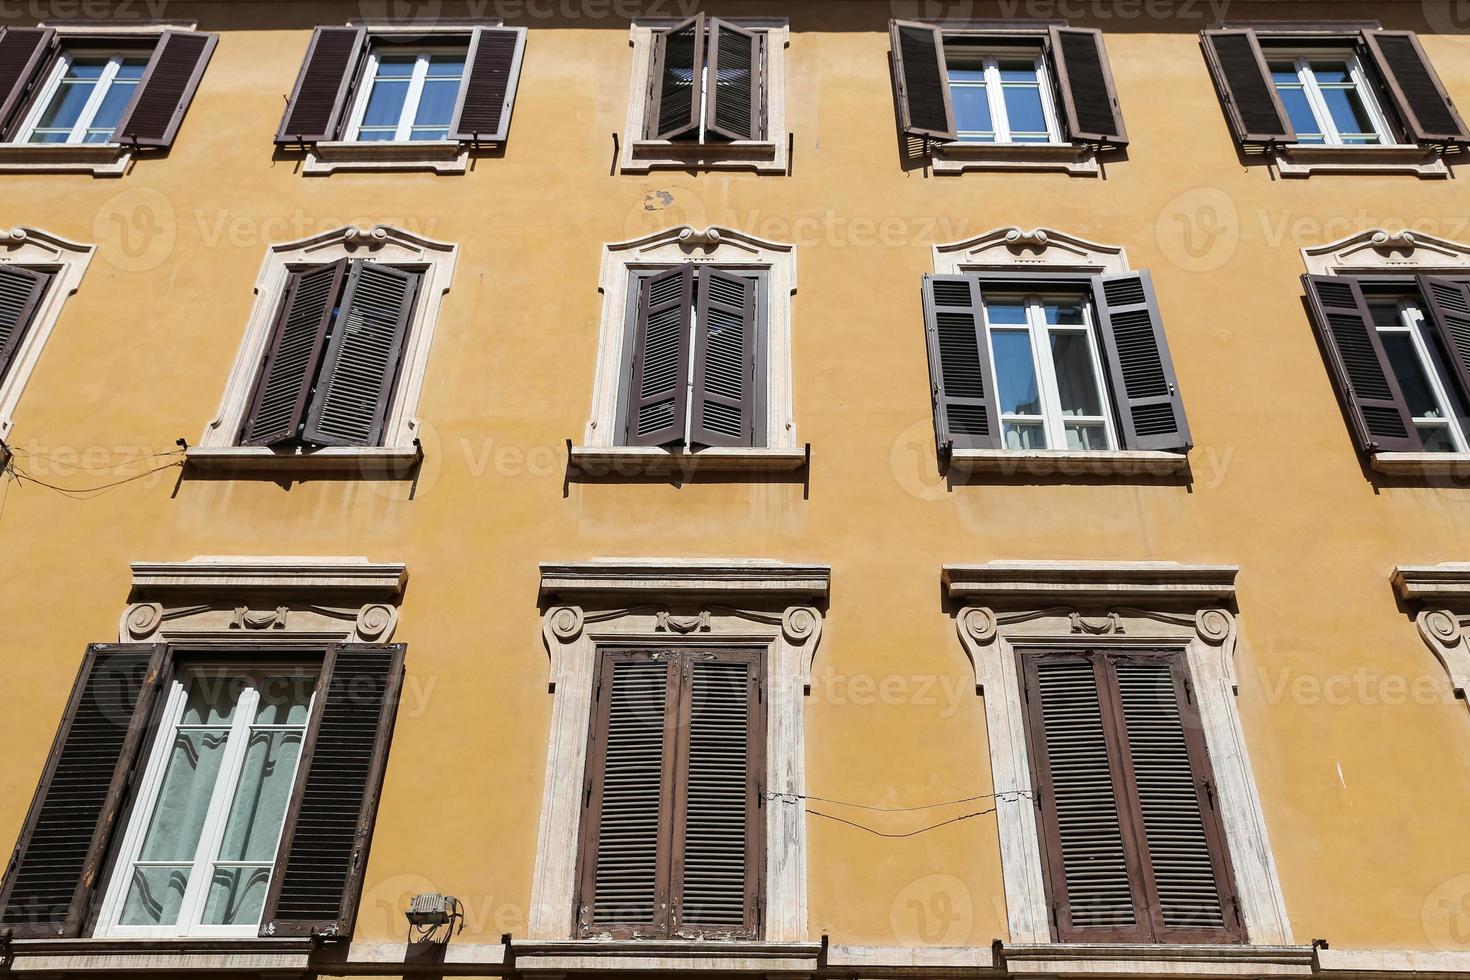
[1000,943,1314,979]
[1271,143,1447,178]
[622,137,787,174]
[569,444,808,475]
[185,445,421,476]
[948,448,1189,477]
[303,139,471,175]
[932,141,1100,175]
[7,937,313,974]
[511,939,824,973]
[1371,451,1470,476]
[0,142,131,175]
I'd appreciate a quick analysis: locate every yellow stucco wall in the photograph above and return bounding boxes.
[5,0,1470,954]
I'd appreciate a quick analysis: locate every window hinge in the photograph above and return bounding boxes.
[1203,779,1217,808]
[1183,678,1196,705]
[1229,894,1242,922]
[1050,900,1060,928]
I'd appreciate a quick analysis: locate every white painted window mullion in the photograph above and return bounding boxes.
[396,53,431,141]
[985,58,1009,143]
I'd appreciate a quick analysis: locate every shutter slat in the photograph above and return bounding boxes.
[241,260,347,447]
[1200,29,1293,144]
[690,268,757,449]
[0,265,49,384]
[1049,27,1127,145]
[890,20,955,140]
[1418,276,1470,422]
[627,266,694,447]
[449,27,525,143]
[275,27,366,145]
[1092,271,1191,452]
[922,274,1002,453]
[705,19,763,141]
[647,15,704,141]
[113,30,217,148]
[1363,31,1469,145]
[0,28,54,138]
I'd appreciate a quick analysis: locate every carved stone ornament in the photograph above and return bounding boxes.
[1392,565,1470,702]
[932,226,1130,275]
[1301,227,1470,276]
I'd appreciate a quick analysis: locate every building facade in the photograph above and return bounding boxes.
[3,0,1470,977]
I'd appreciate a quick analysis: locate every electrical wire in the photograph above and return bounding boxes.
[801,805,998,839]
[6,458,183,498]
[765,789,1031,812]
[6,445,185,472]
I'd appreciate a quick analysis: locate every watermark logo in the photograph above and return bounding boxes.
[1423,1,1470,39]
[890,873,974,944]
[94,187,175,272]
[1425,874,1470,949]
[1156,187,1240,273]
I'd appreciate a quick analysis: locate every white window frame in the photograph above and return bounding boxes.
[342,45,467,144]
[93,666,315,939]
[1268,49,1393,147]
[946,49,1062,145]
[1373,298,1469,452]
[15,50,149,146]
[984,291,1117,452]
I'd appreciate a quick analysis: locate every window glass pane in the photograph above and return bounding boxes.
[1308,61,1352,85]
[1003,421,1047,449]
[119,866,192,927]
[426,53,465,77]
[115,58,148,81]
[1044,300,1086,326]
[375,54,415,77]
[413,77,461,131]
[951,82,993,140]
[1368,301,1405,328]
[1276,86,1322,141]
[202,866,273,927]
[32,61,106,134]
[992,330,1043,416]
[1318,84,1380,143]
[985,298,1028,326]
[89,79,139,136]
[1001,78,1048,140]
[361,77,409,129]
[1420,424,1458,453]
[1380,331,1444,418]
[1065,422,1108,450]
[1050,331,1105,417]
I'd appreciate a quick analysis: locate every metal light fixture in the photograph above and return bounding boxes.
[405,893,464,943]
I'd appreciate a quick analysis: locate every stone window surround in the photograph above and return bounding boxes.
[619,18,789,176]
[187,224,457,473]
[0,227,94,443]
[944,561,1294,950]
[572,225,803,475]
[530,559,828,944]
[931,226,1189,476]
[1300,228,1470,475]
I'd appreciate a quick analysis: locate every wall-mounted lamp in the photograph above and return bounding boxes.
[405,893,464,944]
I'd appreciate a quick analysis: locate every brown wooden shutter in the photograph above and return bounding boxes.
[1200,29,1294,144]
[1302,274,1421,453]
[448,27,526,143]
[690,268,757,449]
[0,644,166,938]
[112,30,217,148]
[275,26,366,145]
[1362,31,1470,145]
[0,28,54,137]
[626,265,694,447]
[577,652,677,938]
[301,262,418,448]
[260,644,405,940]
[0,265,49,384]
[921,274,1001,453]
[1416,276,1470,415]
[705,19,763,142]
[1048,27,1127,146]
[240,259,348,448]
[1091,272,1191,453]
[646,14,704,141]
[890,20,956,141]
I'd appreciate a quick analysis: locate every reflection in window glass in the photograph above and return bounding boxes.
[350,48,467,142]
[24,53,150,145]
[945,49,1059,144]
[1266,53,1387,146]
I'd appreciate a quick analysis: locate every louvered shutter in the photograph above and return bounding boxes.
[577,653,676,938]
[0,644,166,938]
[1048,27,1127,146]
[922,275,1001,453]
[627,266,694,447]
[1362,31,1470,145]
[1416,276,1470,418]
[112,30,217,148]
[672,652,763,938]
[1302,275,1421,453]
[690,268,757,449]
[240,259,348,447]
[890,20,956,141]
[275,26,366,145]
[448,27,526,143]
[301,262,418,448]
[260,644,405,940]
[1200,29,1294,144]
[1091,272,1191,453]
[0,28,54,137]
[705,19,763,142]
[0,265,49,384]
[646,14,704,141]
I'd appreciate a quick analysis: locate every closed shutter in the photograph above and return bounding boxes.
[705,19,763,142]
[260,644,405,940]
[890,20,955,141]
[240,259,348,448]
[448,27,526,143]
[626,265,694,447]
[921,275,1002,453]
[0,644,167,938]
[1048,27,1127,145]
[1416,276,1470,418]
[275,26,366,145]
[690,268,757,449]
[1362,31,1470,145]
[646,14,704,140]
[0,265,49,384]
[1200,29,1293,144]
[1091,272,1191,452]
[0,28,54,137]
[113,30,218,148]
[1302,274,1421,453]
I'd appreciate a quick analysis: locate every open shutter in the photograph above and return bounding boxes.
[890,20,955,141]
[1362,31,1470,145]
[260,644,405,940]
[0,28,53,137]
[112,30,218,148]
[1302,275,1421,453]
[301,262,418,448]
[705,19,763,141]
[274,26,366,145]
[1417,276,1470,419]
[922,275,1001,453]
[0,265,49,384]
[672,651,763,938]
[0,644,166,938]
[1200,29,1293,144]
[448,26,526,143]
[1092,272,1191,453]
[1048,27,1127,146]
[690,268,757,449]
[577,652,676,938]
[646,14,704,140]
[240,259,348,447]
[627,265,694,447]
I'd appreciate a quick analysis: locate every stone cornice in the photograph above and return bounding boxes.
[943,561,1238,604]
[1392,563,1470,603]
[130,557,407,597]
[539,559,830,601]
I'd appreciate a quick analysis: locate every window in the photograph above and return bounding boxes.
[576,648,764,939]
[947,48,1061,144]
[1367,292,1470,452]
[645,15,764,143]
[18,51,150,144]
[1266,52,1391,146]
[0,265,53,389]
[343,47,466,142]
